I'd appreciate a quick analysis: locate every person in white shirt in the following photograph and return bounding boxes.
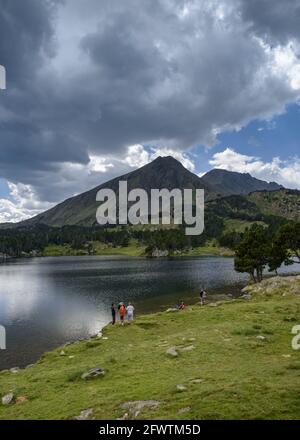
[126,303,135,322]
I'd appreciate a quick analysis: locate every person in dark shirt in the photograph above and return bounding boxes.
[111,303,116,325]
[199,288,207,306]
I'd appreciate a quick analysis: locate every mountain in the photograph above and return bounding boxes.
[17,156,215,228]
[202,169,283,196]
[1,157,293,229]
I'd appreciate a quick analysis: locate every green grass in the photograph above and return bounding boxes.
[1,276,300,420]
[224,219,266,233]
[180,245,234,257]
[43,241,146,257]
[42,241,234,258]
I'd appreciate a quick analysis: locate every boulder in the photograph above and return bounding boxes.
[120,401,159,419]
[180,345,195,352]
[81,367,106,380]
[176,384,187,392]
[73,408,94,420]
[2,393,14,406]
[166,346,178,357]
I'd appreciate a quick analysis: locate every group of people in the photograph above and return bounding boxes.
[111,302,135,326]
[110,288,207,326]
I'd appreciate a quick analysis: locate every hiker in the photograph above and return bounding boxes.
[111,303,116,325]
[199,288,207,306]
[118,302,126,326]
[179,301,186,310]
[126,302,135,323]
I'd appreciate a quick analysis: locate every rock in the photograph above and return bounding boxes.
[102,337,108,340]
[120,401,159,419]
[191,378,204,384]
[16,396,28,405]
[2,393,14,406]
[69,356,75,359]
[256,335,266,340]
[10,367,20,374]
[60,350,66,356]
[209,303,218,307]
[97,332,103,338]
[188,337,196,342]
[166,346,178,357]
[223,338,232,342]
[178,407,191,414]
[166,308,178,313]
[151,249,169,258]
[81,367,106,380]
[73,408,94,420]
[180,345,195,352]
[176,384,187,392]
[282,354,291,358]
[241,294,252,300]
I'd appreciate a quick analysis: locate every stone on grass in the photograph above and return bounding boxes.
[256,335,266,341]
[81,367,106,380]
[10,367,20,374]
[166,346,178,357]
[241,294,252,300]
[282,354,291,358]
[208,302,218,307]
[178,407,191,414]
[120,401,160,419]
[180,345,195,352]
[166,308,178,313]
[176,384,187,392]
[2,393,14,406]
[191,378,204,384]
[73,408,94,420]
[60,350,66,356]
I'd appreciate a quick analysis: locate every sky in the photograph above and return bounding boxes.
[0,0,300,222]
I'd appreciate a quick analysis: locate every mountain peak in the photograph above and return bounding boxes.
[202,168,283,196]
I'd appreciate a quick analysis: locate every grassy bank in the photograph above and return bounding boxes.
[1,276,300,420]
[42,241,234,258]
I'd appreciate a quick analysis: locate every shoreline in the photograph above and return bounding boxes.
[1,274,300,419]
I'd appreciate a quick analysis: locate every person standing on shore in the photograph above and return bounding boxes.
[111,303,116,325]
[118,302,126,326]
[199,288,207,306]
[126,303,135,323]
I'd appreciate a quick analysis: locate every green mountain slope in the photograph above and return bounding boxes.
[248,189,300,220]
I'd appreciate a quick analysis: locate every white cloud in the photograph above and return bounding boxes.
[209,147,300,189]
[0,182,53,223]
[123,145,195,171]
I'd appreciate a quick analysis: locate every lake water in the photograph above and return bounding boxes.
[0,256,298,370]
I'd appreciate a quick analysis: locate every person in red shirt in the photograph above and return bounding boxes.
[118,302,126,326]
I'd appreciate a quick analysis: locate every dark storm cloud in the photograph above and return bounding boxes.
[0,0,59,84]
[0,0,300,212]
[239,0,300,45]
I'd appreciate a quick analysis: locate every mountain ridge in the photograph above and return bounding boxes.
[0,156,292,228]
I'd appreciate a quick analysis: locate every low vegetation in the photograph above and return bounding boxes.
[0,276,300,420]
